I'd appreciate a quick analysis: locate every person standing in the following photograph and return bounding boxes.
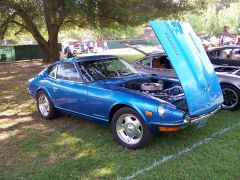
[89,41,94,53]
[220,35,224,46]
[65,46,73,58]
[94,41,98,53]
[104,40,108,51]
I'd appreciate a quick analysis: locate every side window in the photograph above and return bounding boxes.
[208,50,219,58]
[139,58,151,68]
[218,48,238,59]
[48,65,57,78]
[231,48,240,60]
[56,63,80,82]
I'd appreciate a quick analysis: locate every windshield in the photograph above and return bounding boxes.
[78,58,137,82]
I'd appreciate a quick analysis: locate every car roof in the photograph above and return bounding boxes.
[147,52,166,56]
[53,55,119,64]
[207,45,240,52]
[134,52,166,61]
[214,65,240,69]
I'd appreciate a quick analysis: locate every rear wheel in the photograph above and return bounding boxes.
[111,107,153,149]
[221,84,240,110]
[37,90,58,119]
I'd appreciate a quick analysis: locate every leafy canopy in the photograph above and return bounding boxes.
[0,0,208,62]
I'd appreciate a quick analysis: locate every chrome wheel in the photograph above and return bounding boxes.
[116,114,143,145]
[38,94,50,116]
[222,88,239,109]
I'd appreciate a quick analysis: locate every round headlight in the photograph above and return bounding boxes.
[158,105,166,117]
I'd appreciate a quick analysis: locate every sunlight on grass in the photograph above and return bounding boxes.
[0,76,15,80]
[2,95,15,100]
[0,130,19,141]
[0,109,16,116]
[73,150,89,160]
[55,133,82,146]
[92,167,113,177]
[0,118,9,125]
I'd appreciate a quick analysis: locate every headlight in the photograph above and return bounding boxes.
[158,105,166,117]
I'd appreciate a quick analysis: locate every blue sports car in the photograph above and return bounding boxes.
[28,21,223,149]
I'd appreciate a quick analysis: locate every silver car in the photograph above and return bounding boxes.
[132,52,240,110]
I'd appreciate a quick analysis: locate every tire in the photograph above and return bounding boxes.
[36,90,58,119]
[221,84,240,110]
[111,107,153,149]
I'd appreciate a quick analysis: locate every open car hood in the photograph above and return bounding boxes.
[150,21,223,116]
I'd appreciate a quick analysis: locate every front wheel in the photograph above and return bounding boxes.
[221,84,240,110]
[111,107,153,149]
[37,90,58,119]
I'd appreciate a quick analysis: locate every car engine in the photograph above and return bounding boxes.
[120,78,188,112]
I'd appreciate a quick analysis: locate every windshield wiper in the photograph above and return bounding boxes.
[123,72,136,76]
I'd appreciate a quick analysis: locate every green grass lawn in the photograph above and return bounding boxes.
[0,56,239,179]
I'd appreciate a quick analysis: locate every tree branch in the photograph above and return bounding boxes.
[12,4,48,48]
[9,20,30,32]
[14,27,25,36]
[0,12,17,39]
[62,19,88,28]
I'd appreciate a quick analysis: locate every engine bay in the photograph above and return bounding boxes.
[120,78,188,112]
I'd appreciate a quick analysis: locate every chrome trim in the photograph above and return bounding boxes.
[184,106,222,125]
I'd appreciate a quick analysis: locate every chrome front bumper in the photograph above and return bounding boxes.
[150,106,222,129]
[184,106,222,126]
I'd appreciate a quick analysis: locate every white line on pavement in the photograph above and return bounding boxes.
[124,123,240,180]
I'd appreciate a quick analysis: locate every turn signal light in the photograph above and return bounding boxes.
[145,111,153,116]
[159,126,180,132]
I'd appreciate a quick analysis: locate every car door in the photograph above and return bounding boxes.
[77,59,117,121]
[51,62,89,115]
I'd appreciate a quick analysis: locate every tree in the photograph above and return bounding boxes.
[0,0,208,63]
[186,1,240,35]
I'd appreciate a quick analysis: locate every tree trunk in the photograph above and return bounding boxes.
[41,42,60,63]
[42,47,51,63]
[41,26,60,63]
[48,26,60,63]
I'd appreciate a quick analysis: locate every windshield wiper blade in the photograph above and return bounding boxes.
[123,72,136,76]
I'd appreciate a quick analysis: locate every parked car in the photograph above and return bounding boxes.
[71,44,85,54]
[132,52,240,110]
[207,45,240,66]
[28,21,223,149]
[214,66,240,109]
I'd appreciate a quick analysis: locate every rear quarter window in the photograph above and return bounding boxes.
[48,65,57,78]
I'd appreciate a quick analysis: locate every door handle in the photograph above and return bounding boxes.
[53,87,58,91]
